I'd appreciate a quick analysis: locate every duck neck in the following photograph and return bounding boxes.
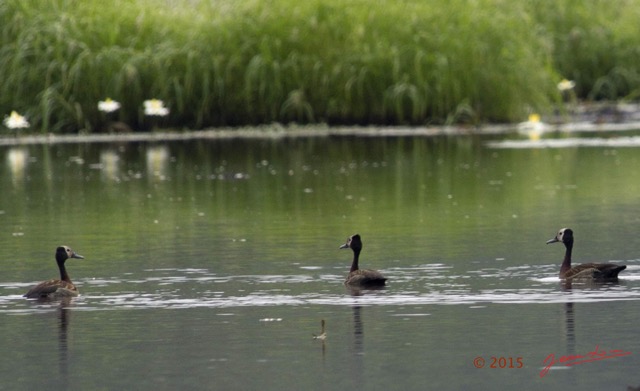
[350,249,360,272]
[57,261,72,283]
[560,240,573,274]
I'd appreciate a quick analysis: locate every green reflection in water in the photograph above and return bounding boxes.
[1,135,639,280]
[2,134,640,391]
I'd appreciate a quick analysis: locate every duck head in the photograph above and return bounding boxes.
[546,228,574,245]
[339,234,362,252]
[56,246,84,264]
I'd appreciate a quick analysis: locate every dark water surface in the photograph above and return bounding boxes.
[1,130,640,390]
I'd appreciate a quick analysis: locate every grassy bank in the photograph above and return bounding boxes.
[1,0,639,133]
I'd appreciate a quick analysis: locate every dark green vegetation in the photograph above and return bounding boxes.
[1,0,640,132]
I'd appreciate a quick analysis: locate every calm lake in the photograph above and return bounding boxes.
[1,128,639,390]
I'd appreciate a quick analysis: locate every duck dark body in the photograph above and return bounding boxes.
[340,234,387,287]
[24,246,85,299]
[547,228,625,280]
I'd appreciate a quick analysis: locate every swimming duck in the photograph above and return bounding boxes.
[24,246,85,299]
[546,228,625,280]
[339,234,387,287]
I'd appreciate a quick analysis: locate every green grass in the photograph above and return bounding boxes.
[530,0,640,101]
[1,0,639,133]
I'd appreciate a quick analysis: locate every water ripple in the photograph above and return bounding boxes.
[486,136,640,149]
[61,287,640,311]
[2,264,639,313]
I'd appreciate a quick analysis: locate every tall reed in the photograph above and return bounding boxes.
[1,0,639,133]
[529,0,640,101]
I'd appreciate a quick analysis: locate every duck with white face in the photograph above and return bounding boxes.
[340,234,387,287]
[547,228,625,281]
[24,246,85,299]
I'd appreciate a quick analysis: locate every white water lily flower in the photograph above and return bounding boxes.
[557,79,576,91]
[517,113,548,140]
[98,98,121,113]
[3,111,30,129]
[143,99,170,116]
